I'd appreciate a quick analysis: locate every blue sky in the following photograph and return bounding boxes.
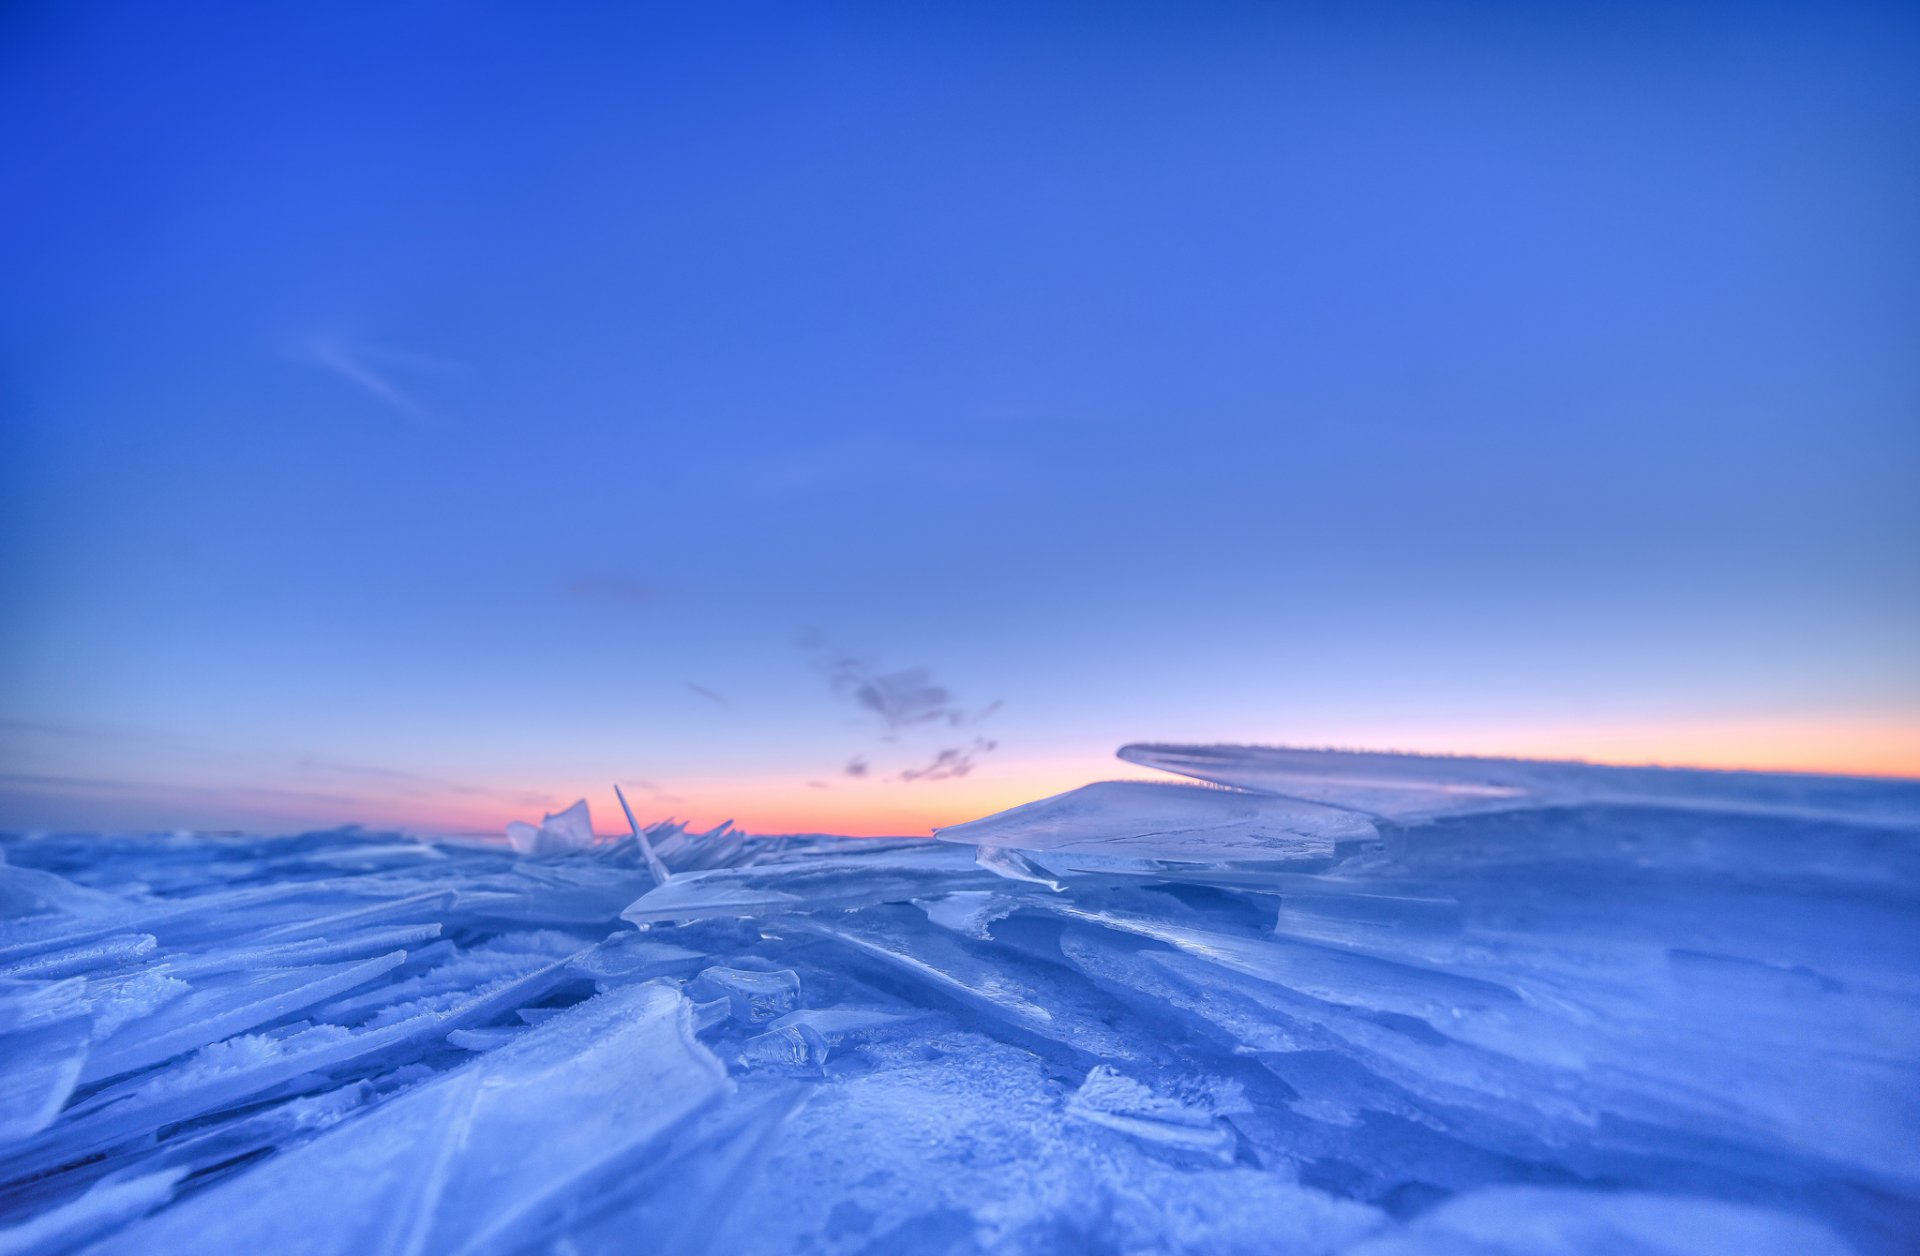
[3,0,1916,835]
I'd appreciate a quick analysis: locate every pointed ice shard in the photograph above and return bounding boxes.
[614,784,673,886]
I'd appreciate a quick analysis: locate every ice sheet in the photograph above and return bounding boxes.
[0,747,1914,1254]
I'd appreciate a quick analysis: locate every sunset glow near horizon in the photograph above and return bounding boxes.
[7,723,1914,841]
[3,0,1916,839]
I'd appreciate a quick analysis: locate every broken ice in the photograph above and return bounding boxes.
[505,798,597,857]
[1,744,1916,1254]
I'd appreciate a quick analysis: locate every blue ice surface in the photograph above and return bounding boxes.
[1,745,1917,1255]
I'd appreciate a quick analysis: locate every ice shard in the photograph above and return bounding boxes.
[506,798,598,856]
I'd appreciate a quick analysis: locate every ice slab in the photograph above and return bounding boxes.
[1120,742,1920,828]
[620,843,993,925]
[90,982,728,1255]
[0,980,91,1143]
[934,779,1374,872]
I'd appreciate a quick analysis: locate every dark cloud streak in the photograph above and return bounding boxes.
[898,738,998,782]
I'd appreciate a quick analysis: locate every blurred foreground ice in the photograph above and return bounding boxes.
[2,745,1917,1254]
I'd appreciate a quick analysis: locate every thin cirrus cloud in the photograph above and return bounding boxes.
[684,683,730,707]
[297,337,463,426]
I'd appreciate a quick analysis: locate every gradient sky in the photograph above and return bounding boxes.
[3,0,1916,837]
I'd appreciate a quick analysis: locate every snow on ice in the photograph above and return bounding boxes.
[1,745,1917,1254]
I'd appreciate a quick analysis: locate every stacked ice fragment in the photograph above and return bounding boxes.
[2,745,1917,1254]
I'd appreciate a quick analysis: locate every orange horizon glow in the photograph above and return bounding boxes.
[465,717,1919,840]
[29,719,1905,839]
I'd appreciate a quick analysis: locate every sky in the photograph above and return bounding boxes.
[2,0,1916,837]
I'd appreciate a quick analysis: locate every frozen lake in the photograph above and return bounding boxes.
[3,746,1916,1254]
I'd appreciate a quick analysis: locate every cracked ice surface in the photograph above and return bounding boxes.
[1,748,1917,1254]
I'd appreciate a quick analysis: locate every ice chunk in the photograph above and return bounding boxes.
[915,890,1023,939]
[766,1007,922,1045]
[734,1022,829,1075]
[973,845,1063,891]
[507,798,597,856]
[446,1026,525,1052]
[685,967,801,1025]
[1066,1066,1236,1163]
[572,936,708,985]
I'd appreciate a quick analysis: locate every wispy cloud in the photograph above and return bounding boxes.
[296,337,467,428]
[818,655,997,735]
[898,738,998,782]
[300,339,427,420]
[685,683,729,707]
[798,633,1005,783]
